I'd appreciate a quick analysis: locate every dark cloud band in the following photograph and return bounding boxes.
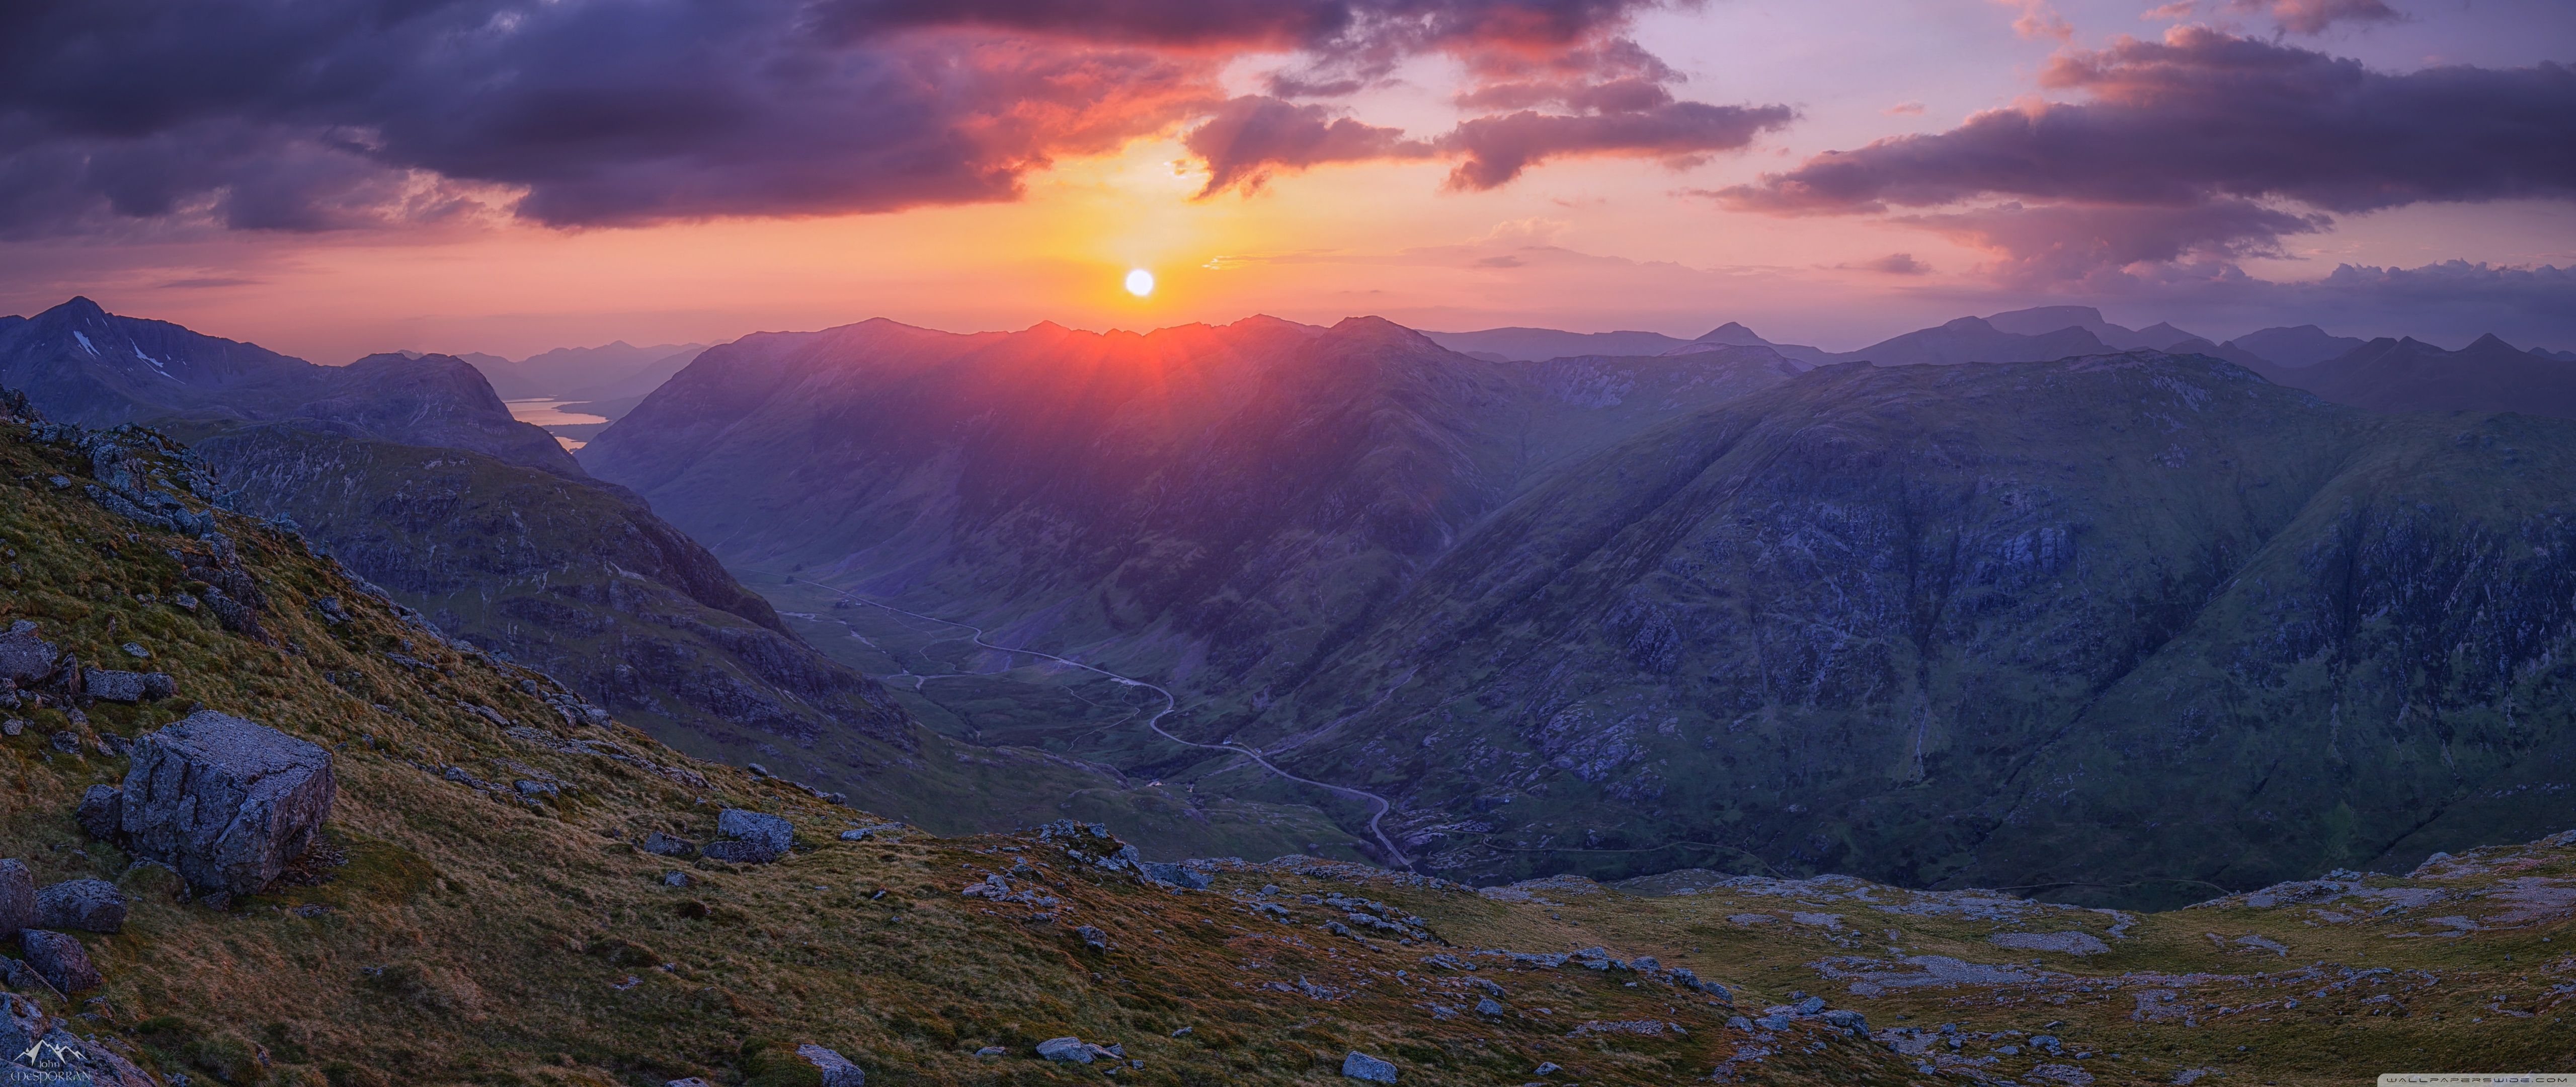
[1715,28,2576,276]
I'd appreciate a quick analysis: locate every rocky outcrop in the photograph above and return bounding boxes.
[120,711,335,894]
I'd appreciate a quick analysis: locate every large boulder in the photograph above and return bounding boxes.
[19,930,99,993]
[35,879,125,934]
[0,860,33,933]
[794,1045,866,1087]
[119,711,335,894]
[716,809,793,857]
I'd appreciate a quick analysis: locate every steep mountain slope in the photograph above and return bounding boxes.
[2249,333,2576,418]
[0,301,1040,835]
[584,318,1802,720]
[0,396,2562,1086]
[0,298,575,476]
[1233,352,2576,904]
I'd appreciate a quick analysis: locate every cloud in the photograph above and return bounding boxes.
[1178,11,1792,197]
[1713,28,2576,276]
[2233,0,2401,34]
[1845,252,1930,275]
[1886,101,1927,116]
[0,0,1748,236]
[1992,0,2073,41]
[1901,200,2328,280]
[1186,96,1433,195]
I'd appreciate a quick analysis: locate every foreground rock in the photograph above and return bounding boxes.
[35,879,125,934]
[1342,1050,1398,1082]
[794,1044,866,1086]
[19,930,99,993]
[120,710,336,894]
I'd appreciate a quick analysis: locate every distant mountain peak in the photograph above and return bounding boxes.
[1695,321,1763,343]
[44,296,108,322]
[2467,332,2516,352]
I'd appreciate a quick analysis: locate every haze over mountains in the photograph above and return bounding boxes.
[10,294,2576,906]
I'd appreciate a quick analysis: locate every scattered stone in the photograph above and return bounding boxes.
[1475,997,1506,1017]
[75,785,122,840]
[35,880,125,933]
[665,1079,715,1087]
[0,860,34,932]
[641,832,698,858]
[1036,1037,1118,1064]
[513,780,558,800]
[1990,931,2110,956]
[49,731,80,755]
[1535,1063,1562,1076]
[119,710,336,894]
[80,667,174,705]
[1341,1050,1398,1083]
[974,1046,1006,1057]
[1076,925,1110,950]
[839,823,903,842]
[20,930,100,992]
[1,720,21,737]
[717,808,793,858]
[0,956,58,999]
[119,643,148,660]
[793,1044,866,1087]
[662,871,691,888]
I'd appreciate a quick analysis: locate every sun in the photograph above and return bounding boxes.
[1124,268,1155,297]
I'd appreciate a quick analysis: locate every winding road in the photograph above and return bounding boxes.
[795,580,1414,867]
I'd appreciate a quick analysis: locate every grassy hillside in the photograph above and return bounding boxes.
[4,394,2568,1087]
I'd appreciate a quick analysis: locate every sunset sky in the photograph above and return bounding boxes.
[3,0,2571,362]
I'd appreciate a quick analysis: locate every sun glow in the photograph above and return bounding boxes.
[1124,268,1155,297]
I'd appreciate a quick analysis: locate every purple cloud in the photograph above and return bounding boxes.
[0,0,1740,235]
[1441,98,1794,190]
[1715,28,2576,275]
[1186,97,1433,195]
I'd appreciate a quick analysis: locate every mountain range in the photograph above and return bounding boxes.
[583,313,2576,906]
[14,293,2576,907]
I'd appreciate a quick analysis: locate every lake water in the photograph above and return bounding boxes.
[506,398,609,450]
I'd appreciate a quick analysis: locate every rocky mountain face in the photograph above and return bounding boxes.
[593,325,2576,906]
[3,395,2566,1085]
[2244,333,2576,418]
